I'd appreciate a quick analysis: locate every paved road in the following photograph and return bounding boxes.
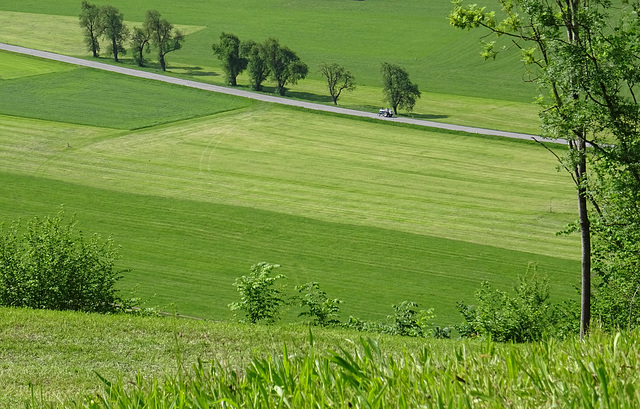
[1,43,560,143]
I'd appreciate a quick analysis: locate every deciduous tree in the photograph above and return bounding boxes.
[450,0,640,338]
[263,38,308,96]
[319,62,355,105]
[380,62,420,115]
[144,10,184,71]
[101,5,128,62]
[241,40,270,91]
[212,32,248,86]
[130,26,152,67]
[79,1,103,58]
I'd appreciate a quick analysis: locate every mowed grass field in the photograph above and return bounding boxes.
[0,0,542,134]
[0,51,579,324]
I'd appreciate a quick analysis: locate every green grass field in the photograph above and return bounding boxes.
[0,0,543,134]
[0,51,579,324]
[2,308,639,408]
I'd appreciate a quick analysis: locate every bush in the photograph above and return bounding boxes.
[229,262,286,324]
[343,301,445,338]
[294,281,342,327]
[0,211,129,313]
[456,269,560,342]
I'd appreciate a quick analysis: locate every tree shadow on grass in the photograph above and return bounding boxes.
[403,112,449,120]
[178,66,220,77]
[286,90,334,104]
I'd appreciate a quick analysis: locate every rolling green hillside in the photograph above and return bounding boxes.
[0,52,579,324]
[0,0,542,134]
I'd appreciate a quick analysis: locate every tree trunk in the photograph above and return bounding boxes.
[576,138,591,339]
[159,54,166,71]
[113,39,119,62]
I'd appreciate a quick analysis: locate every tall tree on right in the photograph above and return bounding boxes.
[450,0,640,338]
[144,10,184,71]
[380,62,420,115]
[79,1,103,58]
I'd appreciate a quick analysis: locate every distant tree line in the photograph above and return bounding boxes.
[78,1,419,111]
[79,1,183,71]
[212,33,309,96]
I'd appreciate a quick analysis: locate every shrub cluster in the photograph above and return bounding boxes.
[229,262,445,338]
[456,267,578,342]
[0,211,130,313]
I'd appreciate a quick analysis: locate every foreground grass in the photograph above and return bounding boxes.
[0,307,433,408]
[3,308,640,408]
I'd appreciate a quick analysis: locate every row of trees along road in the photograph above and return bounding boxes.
[212,32,421,111]
[79,1,183,71]
[451,0,640,337]
[79,7,420,112]
[212,33,309,96]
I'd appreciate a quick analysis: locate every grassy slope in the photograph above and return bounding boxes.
[2,308,640,408]
[0,66,253,129]
[0,53,579,323]
[0,307,420,407]
[0,0,543,134]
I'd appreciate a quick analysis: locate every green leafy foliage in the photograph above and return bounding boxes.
[344,301,443,338]
[78,1,102,57]
[130,26,151,67]
[263,37,309,96]
[319,62,355,105]
[380,62,420,115]
[450,0,640,338]
[212,32,247,86]
[456,270,561,342]
[241,39,270,91]
[144,9,184,71]
[294,281,342,327]
[229,262,286,324]
[100,5,128,62]
[0,211,129,313]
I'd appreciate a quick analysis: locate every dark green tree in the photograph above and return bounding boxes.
[100,5,128,62]
[212,32,248,86]
[380,62,420,115]
[79,1,103,58]
[263,38,308,96]
[450,0,640,338]
[319,62,356,105]
[144,10,184,71]
[130,26,152,67]
[241,40,270,91]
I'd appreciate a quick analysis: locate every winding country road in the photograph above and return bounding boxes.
[1,43,559,143]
